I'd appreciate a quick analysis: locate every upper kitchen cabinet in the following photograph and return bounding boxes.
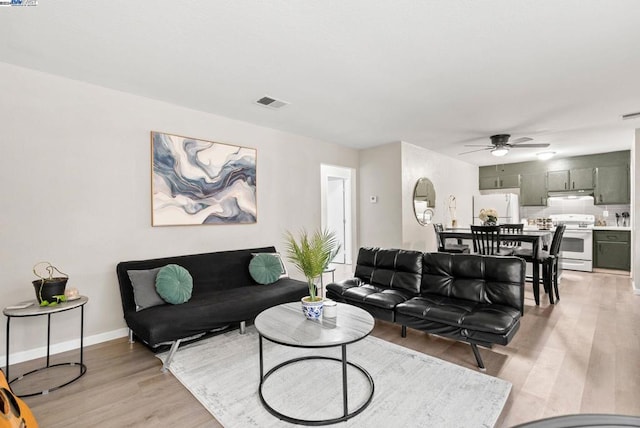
[594,165,630,204]
[478,165,520,190]
[479,150,630,204]
[546,167,594,191]
[479,174,520,190]
[520,172,547,206]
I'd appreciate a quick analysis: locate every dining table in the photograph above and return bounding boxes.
[438,228,553,305]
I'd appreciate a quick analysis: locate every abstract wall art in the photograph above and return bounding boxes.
[151,131,257,226]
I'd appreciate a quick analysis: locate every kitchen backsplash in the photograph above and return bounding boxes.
[521,197,630,227]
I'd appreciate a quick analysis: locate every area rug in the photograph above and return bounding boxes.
[157,327,511,427]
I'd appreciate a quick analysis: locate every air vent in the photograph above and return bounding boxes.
[255,95,289,110]
[621,111,640,120]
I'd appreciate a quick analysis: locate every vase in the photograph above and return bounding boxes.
[301,296,324,320]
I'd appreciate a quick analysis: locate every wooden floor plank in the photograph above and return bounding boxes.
[14,269,639,427]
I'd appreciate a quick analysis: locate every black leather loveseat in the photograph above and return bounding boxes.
[116,246,307,370]
[327,247,525,369]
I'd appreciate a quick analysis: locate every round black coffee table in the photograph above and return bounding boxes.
[254,302,375,426]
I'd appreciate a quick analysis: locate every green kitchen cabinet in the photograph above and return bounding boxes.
[479,174,520,190]
[478,151,629,195]
[547,168,594,191]
[520,172,547,206]
[594,165,630,205]
[569,167,595,190]
[593,230,630,271]
[546,170,569,191]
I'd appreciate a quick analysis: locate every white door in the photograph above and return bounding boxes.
[327,177,346,264]
[321,165,353,265]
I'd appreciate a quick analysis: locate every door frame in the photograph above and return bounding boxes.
[321,164,355,265]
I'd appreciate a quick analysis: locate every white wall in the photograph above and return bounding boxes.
[358,143,403,249]
[357,141,478,252]
[0,62,359,357]
[401,142,478,252]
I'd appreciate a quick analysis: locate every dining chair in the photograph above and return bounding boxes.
[512,233,544,306]
[470,225,513,256]
[539,225,566,304]
[433,223,470,253]
[499,223,523,249]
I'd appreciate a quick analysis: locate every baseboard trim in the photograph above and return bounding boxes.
[633,280,639,295]
[0,328,129,365]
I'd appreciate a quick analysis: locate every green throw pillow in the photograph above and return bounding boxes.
[249,253,284,285]
[155,264,193,304]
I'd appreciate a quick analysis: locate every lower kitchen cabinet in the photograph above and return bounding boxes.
[593,230,630,271]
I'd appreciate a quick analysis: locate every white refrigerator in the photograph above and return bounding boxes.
[472,193,520,225]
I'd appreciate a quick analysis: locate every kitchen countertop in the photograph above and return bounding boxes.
[593,226,631,231]
[524,225,631,231]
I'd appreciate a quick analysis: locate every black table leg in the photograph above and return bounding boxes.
[342,344,348,417]
[259,335,264,381]
[533,260,540,305]
[80,305,84,367]
[46,313,51,367]
[5,316,10,381]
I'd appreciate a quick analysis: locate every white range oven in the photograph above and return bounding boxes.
[550,214,594,272]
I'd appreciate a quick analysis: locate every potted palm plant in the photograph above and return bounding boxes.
[284,228,340,320]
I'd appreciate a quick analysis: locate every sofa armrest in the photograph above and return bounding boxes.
[326,277,363,298]
[333,277,363,288]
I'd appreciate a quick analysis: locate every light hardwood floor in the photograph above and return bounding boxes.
[15,269,640,427]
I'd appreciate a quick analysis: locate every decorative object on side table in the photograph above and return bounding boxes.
[478,208,498,226]
[32,261,69,306]
[284,228,340,320]
[65,287,80,300]
[448,194,458,227]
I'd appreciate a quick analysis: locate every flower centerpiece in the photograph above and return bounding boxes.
[479,208,498,225]
[284,228,340,320]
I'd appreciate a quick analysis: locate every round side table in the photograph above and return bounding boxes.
[3,296,88,397]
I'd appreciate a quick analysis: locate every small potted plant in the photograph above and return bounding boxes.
[32,262,68,306]
[284,228,340,320]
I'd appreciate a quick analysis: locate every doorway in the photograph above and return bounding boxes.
[321,165,354,265]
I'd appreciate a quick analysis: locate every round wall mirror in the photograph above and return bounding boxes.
[413,178,436,225]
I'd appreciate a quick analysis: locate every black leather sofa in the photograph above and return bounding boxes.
[326,247,525,369]
[116,246,307,370]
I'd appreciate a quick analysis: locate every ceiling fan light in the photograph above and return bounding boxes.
[537,151,556,160]
[491,147,509,157]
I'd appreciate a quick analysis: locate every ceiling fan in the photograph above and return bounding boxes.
[459,134,550,157]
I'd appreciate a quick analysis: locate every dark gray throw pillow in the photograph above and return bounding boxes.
[127,267,165,311]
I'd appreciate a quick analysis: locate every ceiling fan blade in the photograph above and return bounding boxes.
[463,144,493,147]
[511,137,533,144]
[459,147,492,155]
[511,143,550,148]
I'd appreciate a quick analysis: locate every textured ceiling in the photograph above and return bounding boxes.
[1,0,639,165]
